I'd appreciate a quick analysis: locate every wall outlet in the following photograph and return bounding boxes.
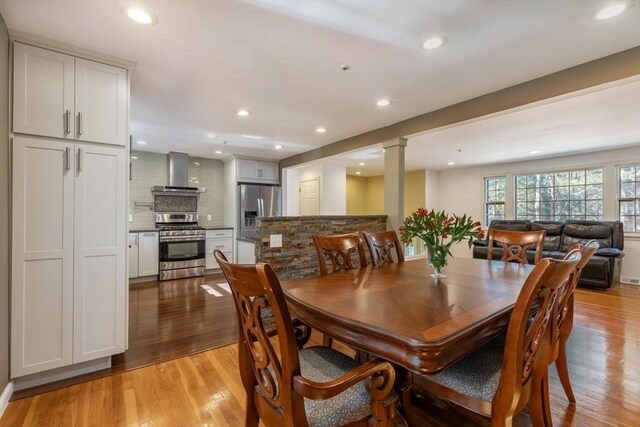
[128,214,133,223]
[270,234,282,248]
[207,214,212,221]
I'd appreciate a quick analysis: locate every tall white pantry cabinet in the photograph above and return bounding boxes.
[10,38,131,379]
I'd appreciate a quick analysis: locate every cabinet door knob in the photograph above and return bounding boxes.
[77,112,82,136]
[77,148,83,172]
[64,110,70,135]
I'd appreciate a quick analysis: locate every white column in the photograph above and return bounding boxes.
[383,137,407,232]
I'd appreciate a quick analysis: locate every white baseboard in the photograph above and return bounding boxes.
[620,275,640,286]
[0,380,14,420]
[13,357,111,392]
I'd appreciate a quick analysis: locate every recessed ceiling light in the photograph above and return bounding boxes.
[421,35,447,50]
[136,140,147,145]
[241,134,263,139]
[194,162,200,166]
[214,150,223,154]
[130,156,138,160]
[376,99,391,107]
[316,127,327,133]
[125,7,158,25]
[447,162,455,166]
[529,150,541,154]
[237,110,250,117]
[595,3,629,20]
[275,145,283,150]
[358,162,365,166]
[356,171,361,175]
[206,133,217,139]
[382,149,386,153]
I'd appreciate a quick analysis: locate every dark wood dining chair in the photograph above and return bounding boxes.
[534,240,599,425]
[312,232,368,276]
[363,230,405,266]
[487,229,546,264]
[213,250,399,427]
[410,250,581,427]
[312,232,368,347]
[214,251,311,345]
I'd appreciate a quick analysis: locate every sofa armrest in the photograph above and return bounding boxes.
[595,247,625,257]
[472,239,488,247]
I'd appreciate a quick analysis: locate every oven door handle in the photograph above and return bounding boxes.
[160,236,206,243]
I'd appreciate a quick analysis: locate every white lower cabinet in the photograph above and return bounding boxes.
[11,136,127,377]
[205,228,233,269]
[128,233,139,278]
[237,240,256,264]
[138,232,159,276]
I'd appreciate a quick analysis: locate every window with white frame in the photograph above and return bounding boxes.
[514,168,604,221]
[485,176,506,226]
[618,164,640,232]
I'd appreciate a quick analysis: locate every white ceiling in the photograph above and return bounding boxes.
[1,0,638,165]
[323,77,640,175]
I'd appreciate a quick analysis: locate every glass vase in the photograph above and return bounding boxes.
[426,244,449,279]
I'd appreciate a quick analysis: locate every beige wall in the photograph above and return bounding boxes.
[129,151,225,228]
[345,175,368,215]
[346,170,426,217]
[0,11,9,392]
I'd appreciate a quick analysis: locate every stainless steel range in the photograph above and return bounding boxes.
[157,213,205,281]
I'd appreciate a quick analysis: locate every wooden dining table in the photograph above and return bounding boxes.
[281,257,534,376]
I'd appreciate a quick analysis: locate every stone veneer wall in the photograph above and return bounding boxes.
[255,215,387,280]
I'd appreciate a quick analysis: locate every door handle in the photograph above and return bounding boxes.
[77,148,83,172]
[64,147,71,172]
[77,112,82,136]
[64,110,70,135]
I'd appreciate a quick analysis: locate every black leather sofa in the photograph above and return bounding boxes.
[472,220,625,289]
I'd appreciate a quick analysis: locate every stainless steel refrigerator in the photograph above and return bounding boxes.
[238,184,282,240]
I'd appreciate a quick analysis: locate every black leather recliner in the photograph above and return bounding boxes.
[473,220,625,289]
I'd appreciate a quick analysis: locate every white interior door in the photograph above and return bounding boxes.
[75,58,127,146]
[11,137,74,376]
[13,43,74,139]
[299,178,320,215]
[73,143,126,362]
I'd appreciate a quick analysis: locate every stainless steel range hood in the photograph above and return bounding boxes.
[151,152,199,193]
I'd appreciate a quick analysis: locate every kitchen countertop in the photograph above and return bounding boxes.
[237,237,255,243]
[201,225,234,230]
[129,228,159,233]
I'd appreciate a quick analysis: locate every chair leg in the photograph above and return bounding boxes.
[555,338,576,404]
[530,371,553,427]
[401,387,418,427]
[245,397,260,427]
[322,334,333,348]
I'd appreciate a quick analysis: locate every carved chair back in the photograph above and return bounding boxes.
[492,249,581,421]
[546,241,598,405]
[363,230,405,267]
[214,250,307,427]
[312,233,368,275]
[487,229,546,264]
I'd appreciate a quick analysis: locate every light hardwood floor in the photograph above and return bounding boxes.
[1,284,638,426]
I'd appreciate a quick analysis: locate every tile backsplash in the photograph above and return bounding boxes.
[129,151,225,229]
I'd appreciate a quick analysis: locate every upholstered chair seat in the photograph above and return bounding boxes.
[425,337,504,403]
[264,346,398,427]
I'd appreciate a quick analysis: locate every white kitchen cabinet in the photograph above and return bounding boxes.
[138,232,159,276]
[205,228,233,270]
[11,136,127,376]
[13,43,75,139]
[236,158,279,184]
[13,42,127,146]
[128,233,139,278]
[237,240,256,264]
[74,58,128,145]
